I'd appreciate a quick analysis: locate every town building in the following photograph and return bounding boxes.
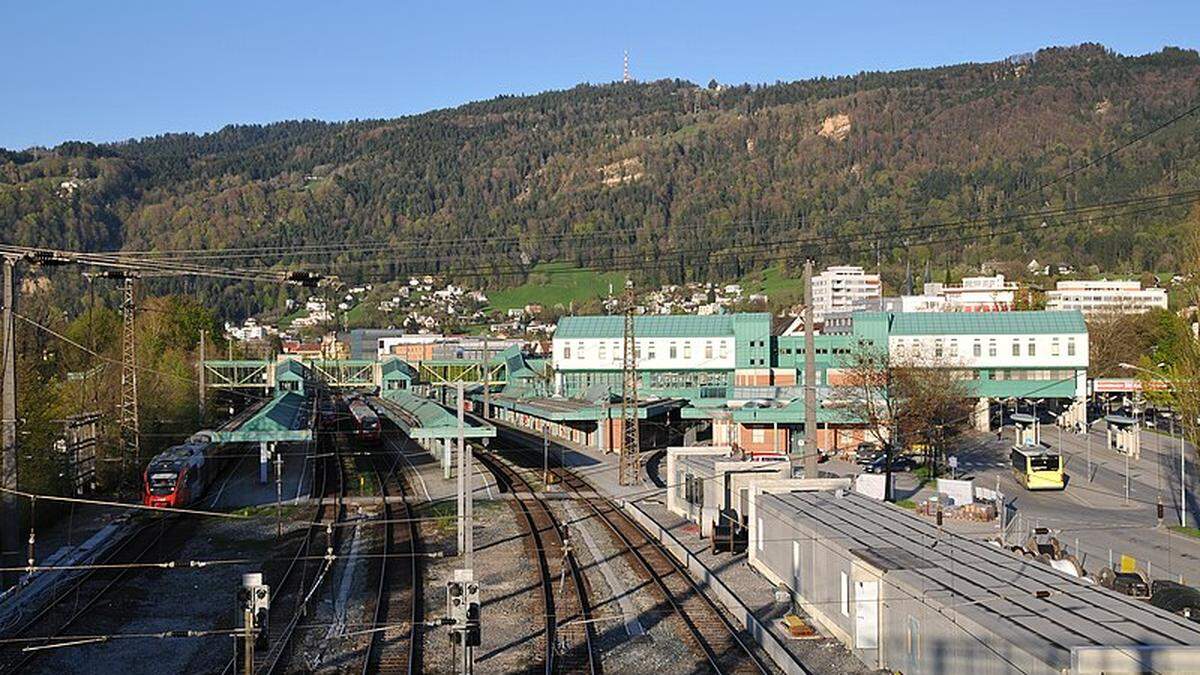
[886,275,1017,313]
[811,266,882,323]
[1045,279,1169,316]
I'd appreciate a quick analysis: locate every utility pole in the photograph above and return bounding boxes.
[118,274,140,479]
[482,335,490,420]
[199,329,207,424]
[274,450,284,538]
[1,255,19,587]
[803,259,818,478]
[618,280,641,486]
[1180,416,1187,528]
[456,381,473,566]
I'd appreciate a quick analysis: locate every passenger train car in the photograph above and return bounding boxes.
[142,432,220,508]
[347,397,381,442]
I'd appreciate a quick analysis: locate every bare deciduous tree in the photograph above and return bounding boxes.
[832,340,974,498]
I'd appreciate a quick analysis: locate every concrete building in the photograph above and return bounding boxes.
[1046,279,1169,316]
[812,266,882,323]
[748,487,1200,674]
[887,275,1017,313]
[664,447,790,537]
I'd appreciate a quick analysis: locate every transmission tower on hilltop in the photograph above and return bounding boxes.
[623,50,632,83]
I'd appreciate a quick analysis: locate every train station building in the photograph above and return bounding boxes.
[540,310,1089,455]
[203,309,1090,457]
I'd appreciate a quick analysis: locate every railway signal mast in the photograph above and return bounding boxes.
[618,279,641,486]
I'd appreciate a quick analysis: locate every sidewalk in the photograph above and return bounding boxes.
[497,423,874,675]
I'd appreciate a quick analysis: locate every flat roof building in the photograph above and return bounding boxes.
[812,266,882,323]
[886,274,1018,313]
[748,488,1200,674]
[1046,279,1168,316]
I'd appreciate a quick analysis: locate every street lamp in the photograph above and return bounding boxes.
[1119,362,1185,527]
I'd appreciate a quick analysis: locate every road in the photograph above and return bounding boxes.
[944,424,1200,583]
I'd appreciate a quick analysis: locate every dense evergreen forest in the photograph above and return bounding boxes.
[3,43,1200,320]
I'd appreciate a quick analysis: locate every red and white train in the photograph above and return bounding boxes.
[142,431,220,508]
[347,397,381,442]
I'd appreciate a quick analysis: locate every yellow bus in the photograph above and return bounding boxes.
[1010,446,1065,490]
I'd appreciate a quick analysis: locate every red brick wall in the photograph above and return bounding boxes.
[736,424,789,453]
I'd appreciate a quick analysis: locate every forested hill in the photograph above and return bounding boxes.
[2,43,1200,317]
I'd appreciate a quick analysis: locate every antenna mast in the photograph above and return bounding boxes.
[623,50,631,83]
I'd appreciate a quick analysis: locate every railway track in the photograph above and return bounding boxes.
[0,515,183,674]
[475,448,600,675]
[248,412,347,674]
[499,429,773,675]
[360,433,424,675]
[0,407,267,674]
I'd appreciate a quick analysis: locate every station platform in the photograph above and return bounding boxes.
[490,421,868,675]
[380,428,499,504]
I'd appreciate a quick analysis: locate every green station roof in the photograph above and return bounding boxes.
[374,391,495,439]
[211,391,313,442]
[887,310,1086,336]
[555,313,769,339]
[486,394,684,421]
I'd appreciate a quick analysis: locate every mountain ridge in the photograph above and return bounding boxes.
[2,42,1199,318]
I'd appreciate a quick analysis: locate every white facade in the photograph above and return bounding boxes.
[551,336,735,371]
[887,330,1089,397]
[812,266,881,322]
[1046,280,1168,316]
[891,275,1016,313]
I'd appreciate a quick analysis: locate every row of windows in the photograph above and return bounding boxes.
[893,336,1077,360]
[648,371,730,389]
[987,369,1077,381]
[779,347,853,356]
[562,370,730,392]
[561,339,729,361]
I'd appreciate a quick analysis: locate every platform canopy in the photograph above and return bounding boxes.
[486,393,684,422]
[210,391,314,443]
[373,391,496,440]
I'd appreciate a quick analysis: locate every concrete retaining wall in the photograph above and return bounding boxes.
[620,499,811,675]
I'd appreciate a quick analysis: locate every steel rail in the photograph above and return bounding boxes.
[475,449,601,675]
[0,517,177,673]
[502,430,772,675]
[256,418,347,674]
[361,432,423,675]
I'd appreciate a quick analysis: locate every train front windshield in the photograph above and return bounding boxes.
[148,472,178,495]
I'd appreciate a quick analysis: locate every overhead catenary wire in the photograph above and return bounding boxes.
[77,187,1200,276]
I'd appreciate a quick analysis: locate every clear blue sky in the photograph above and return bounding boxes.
[3,0,1198,149]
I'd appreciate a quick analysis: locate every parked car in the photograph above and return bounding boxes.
[862,453,917,474]
[855,442,880,465]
